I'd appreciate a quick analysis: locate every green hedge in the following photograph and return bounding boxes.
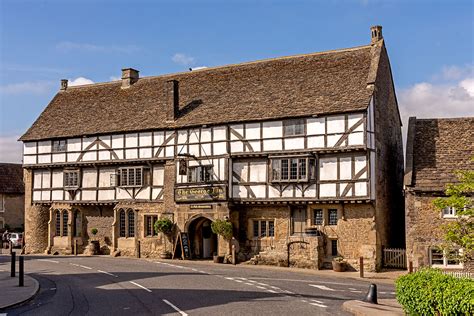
[395,268,474,315]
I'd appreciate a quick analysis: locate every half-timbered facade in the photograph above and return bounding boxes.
[21,26,403,271]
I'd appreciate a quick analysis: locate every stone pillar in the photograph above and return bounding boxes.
[111,207,118,252]
[67,209,74,253]
[46,207,54,254]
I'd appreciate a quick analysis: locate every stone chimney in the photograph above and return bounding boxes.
[165,80,179,122]
[121,68,139,88]
[60,79,68,91]
[370,25,383,44]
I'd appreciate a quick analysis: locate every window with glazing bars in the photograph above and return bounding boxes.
[253,220,275,238]
[119,210,126,237]
[272,158,309,182]
[283,119,305,136]
[145,215,158,237]
[119,167,143,187]
[62,211,68,236]
[64,170,79,188]
[187,165,212,183]
[52,139,66,152]
[331,240,338,256]
[328,209,338,225]
[128,211,135,237]
[313,209,323,225]
[55,211,61,236]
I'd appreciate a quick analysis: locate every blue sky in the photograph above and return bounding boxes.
[1,0,473,162]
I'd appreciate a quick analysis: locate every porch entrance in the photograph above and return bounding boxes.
[187,217,217,259]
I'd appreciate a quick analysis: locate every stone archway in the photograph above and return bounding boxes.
[186,216,217,259]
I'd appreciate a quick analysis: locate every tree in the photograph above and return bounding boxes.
[433,164,474,263]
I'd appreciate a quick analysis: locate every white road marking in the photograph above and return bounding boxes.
[234,279,243,283]
[247,280,257,283]
[257,282,269,286]
[310,302,328,308]
[309,284,336,291]
[129,281,152,293]
[256,286,266,289]
[283,290,294,294]
[38,259,59,263]
[266,289,277,293]
[391,292,396,295]
[97,270,118,277]
[269,285,281,290]
[191,268,198,271]
[379,291,386,294]
[301,299,307,303]
[244,282,254,286]
[348,287,357,290]
[311,299,324,304]
[225,277,234,280]
[69,263,80,267]
[350,290,362,293]
[198,271,207,274]
[163,299,188,316]
[79,265,92,270]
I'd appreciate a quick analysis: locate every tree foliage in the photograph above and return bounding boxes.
[211,219,233,240]
[154,218,174,235]
[433,164,474,262]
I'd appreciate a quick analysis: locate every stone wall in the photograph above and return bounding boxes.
[85,214,114,254]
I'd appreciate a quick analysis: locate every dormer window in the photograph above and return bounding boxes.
[52,140,67,152]
[283,119,305,136]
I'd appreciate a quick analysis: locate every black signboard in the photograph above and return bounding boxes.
[175,185,226,202]
[181,233,191,259]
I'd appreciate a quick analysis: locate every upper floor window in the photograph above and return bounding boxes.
[283,119,305,136]
[442,207,457,218]
[187,165,213,183]
[64,170,80,188]
[52,140,67,152]
[272,158,313,182]
[119,167,143,187]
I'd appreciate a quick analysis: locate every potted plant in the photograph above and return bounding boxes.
[154,217,174,258]
[332,256,346,272]
[211,219,233,263]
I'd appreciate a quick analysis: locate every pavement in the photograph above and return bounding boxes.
[0,270,39,310]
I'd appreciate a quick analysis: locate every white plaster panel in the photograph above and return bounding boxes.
[327,134,344,147]
[52,190,63,201]
[282,186,293,198]
[38,141,51,154]
[24,156,36,164]
[153,166,164,186]
[307,136,325,148]
[250,185,266,198]
[355,155,367,179]
[98,190,115,201]
[348,132,364,146]
[246,123,260,140]
[165,145,174,157]
[294,188,303,198]
[214,126,227,141]
[33,191,41,201]
[370,151,376,199]
[98,151,111,161]
[125,149,138,159]
[42,171,51,188]
[348,113,364,131]
[188,160,199,167]
[201,128,212,142]
[355,182,368,196]
[262,121,282,138]
[136,188,150,200]
[219,159,225,180]
[189,129,200,143]
[232,185,247,198]
[233,162,248,182]
[201,143,211,156]
[268,186,280,198]
[67,153,80,162]
[305,185,317,198]
[81,190,96,201]
[340,157,352,180]
[114,150,124,160]
[263,139,282,151]
[52,153,66,163]
[284,137,305,150]
[64,192,72,201]
[38,154,51,164]
[83,137,96,150]
[307,117,325,135]
[82,151,96,161]
[327,116,345,134]
[249,161,267,182]
[152,188,162,200]
[319,158,338,181]
[153,132,165,147]
[341,183,353,197]
[230,125,244,140]
[248,141,261,152]
[82,169,97,188]
[189,144,200,157]
[213,142,227,155]
[139,148,152,159]
[116,188,132,200]
[125,133,138,148]
[177,144,187,155]
[99,168,115,187]
[319,183,336,197]
[33,171,42,189]
[367,98,375,132]
[41,190,50,201]
[177,130,188,144]
[99,136,111,147]
[52,171,63,188]
[112,135,124,149]
[24,142,37,154]
[68,138,81,152]
[139,132,152,147]
[231,142,243,153]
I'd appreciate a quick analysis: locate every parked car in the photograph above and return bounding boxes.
[9,233,23,248]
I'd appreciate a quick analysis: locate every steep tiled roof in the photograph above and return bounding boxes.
[20,44,379,141]
[0,163,24,194]
[405,117,474,191]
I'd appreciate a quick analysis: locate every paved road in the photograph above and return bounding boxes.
[0,255,395,315]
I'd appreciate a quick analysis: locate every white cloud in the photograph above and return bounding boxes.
[0,135,23,163]
[0,81,55,95]
[56,41,141,54]
[109,76,121,81]
[68,77,94,86]
[172,53,195,66]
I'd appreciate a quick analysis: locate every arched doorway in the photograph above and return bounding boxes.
[187,217,217,259]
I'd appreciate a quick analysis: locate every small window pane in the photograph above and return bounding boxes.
[290,159,298,180]
[314,209,323,225]
[261,221,267,237]
[253,221,259,237]
[62,211,68,236]
[268,221,275,237]
[431,248,444,265]
[55,211,61,236]
[328,209,338,225]
[331,240,338,256]
[128,211,135,237]
[281,159,289,180]
[119,210,126,237]
[284,119,305,136]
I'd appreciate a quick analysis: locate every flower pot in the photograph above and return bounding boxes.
[332,261,346,272]
[213,255,224,263]
[89,240,100,255]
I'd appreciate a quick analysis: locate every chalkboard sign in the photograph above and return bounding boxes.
[181,233,191,259]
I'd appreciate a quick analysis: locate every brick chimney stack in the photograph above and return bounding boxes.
[370,25,383,44]
[165,80,179,122]
[60,79,68,91]
[121,68,139,88]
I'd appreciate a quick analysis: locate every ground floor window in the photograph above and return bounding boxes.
[253,220,275,238]
[430,247,462,268]
[313,209,323,225]
[118,208,135,238]
[328,209,338,225]
[55,209,69,237]
[331,239,338,256]
[145,215,158,237]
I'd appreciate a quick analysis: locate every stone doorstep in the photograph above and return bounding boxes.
[0,272,40,310]
[342,299,404,316]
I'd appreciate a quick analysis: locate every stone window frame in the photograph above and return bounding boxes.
[54,209,69,237]
[251,219,275,239]
[429,246,463,269]
[144,215,158,237]
[118,208,136,238]
[308,206,342,227]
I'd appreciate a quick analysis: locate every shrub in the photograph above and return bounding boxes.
[91,228,98,235]
[154,218,173,235]
[211,219,233,240]
[395,268,474,315]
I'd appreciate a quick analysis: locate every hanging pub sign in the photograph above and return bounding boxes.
[175,185,226,202]
[178,159,187,175]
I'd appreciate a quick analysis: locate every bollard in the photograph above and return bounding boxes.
[136,240,141,258]
[408,260,413,274]
[75,239,78,256]
[9,241,13,255]
[19,256,24,287]
[232,245,236,265]
[11,252,16,277]
[363,283,378,304]
[359,256,364,278]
